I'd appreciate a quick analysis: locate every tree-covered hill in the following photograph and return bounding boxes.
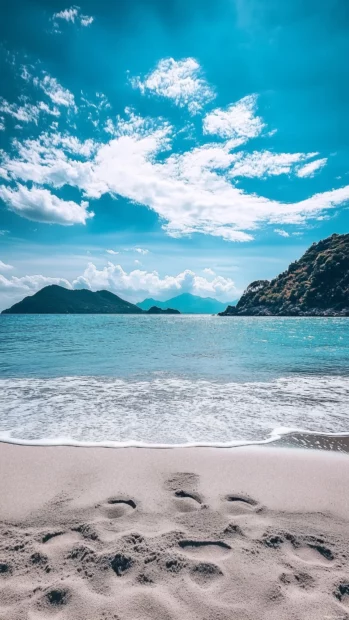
[219,233,349,316]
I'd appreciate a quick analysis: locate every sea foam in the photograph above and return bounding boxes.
[0,374,348,446]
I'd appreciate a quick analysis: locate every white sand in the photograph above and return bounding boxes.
[0,443,349,619]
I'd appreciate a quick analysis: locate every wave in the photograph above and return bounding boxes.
[0,374,348,446]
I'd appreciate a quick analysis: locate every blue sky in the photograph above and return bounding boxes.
[0,0,348,309]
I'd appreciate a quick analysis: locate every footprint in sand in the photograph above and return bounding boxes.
[0,562,12,577]
[334,583,349,605]
[279,571,315,591]
[99,498,137,519]
[178,539,231,560]
[110,553,134,577]
[41,530,81,548]
[224,494,259,515]
[72,523,99,541]
[222,523,244,538]
[292,543,334,565]
[166,473,203,512]
[263,532,335,566]
[189,562,223,587]
[42,531,64,544]
[36,586,72,611]
[173,490,203,513]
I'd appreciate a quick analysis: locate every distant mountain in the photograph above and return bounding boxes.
[2,285,144,314]
[137,293,237,314]
[219,233,349,317]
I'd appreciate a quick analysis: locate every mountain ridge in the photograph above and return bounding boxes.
[137,293,237,314]
[1,285,179,315]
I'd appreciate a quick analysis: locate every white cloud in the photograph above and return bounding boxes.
[80,15,94,26]
[0,230,9,235]
[41,132,97,157]
[16,275,71,291]
[132,58,215,114]
[0,98,39,124]
[104,109,169,140]
[0,117,5,131]
[134,259,141,265]
[0,260,13,271]
[274,228,290,237]
[297,158,328,178]
[2,120,348,239]
[72,262,237,302]
[37,101,60,117]
[80,92,111,128]
[0,184,93,225]
[104,118,115,135]
[0,166,10,180]
[53,6,79,22]
[0,274,71,293]
[53,6,94,27]
[20,66,32,82]
[20,66,75,110]
[0,274,72,310]
[2,133,95,189]
[34,74,75,108]
[81,92,110,119]
[230,150,319,178]
[107,247,148,256]
[203,268,215,275]
[287,185,349,223]
[203,95,265,143]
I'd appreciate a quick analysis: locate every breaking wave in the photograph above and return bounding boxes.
[0,374,348,446]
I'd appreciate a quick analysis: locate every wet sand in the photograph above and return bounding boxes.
[271,430,349,453]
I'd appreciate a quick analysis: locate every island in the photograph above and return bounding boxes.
[146,306,180,314]
[1,285,180,315]
[219,233,348,317]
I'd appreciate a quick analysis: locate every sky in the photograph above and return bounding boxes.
[0,0,348,310]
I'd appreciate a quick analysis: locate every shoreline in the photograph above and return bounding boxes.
[1,429,349,452]
[1,443,349,619]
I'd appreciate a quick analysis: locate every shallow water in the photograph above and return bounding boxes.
[0,315,348,445]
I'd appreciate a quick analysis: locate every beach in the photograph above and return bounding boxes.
[1,442,349,619]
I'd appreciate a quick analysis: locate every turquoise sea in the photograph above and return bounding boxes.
[0,315,348,446]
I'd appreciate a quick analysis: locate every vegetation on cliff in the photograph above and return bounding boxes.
[219,233,349,316]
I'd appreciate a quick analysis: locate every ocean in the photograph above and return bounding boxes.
[0,314,348,446]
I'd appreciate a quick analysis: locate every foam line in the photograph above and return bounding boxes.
[1,428,349,450]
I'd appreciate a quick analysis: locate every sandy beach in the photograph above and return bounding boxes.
[0,443,349,619]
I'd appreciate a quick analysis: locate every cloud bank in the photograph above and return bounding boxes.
[0,263,238,310]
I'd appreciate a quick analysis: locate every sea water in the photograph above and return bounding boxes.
[0,315,348,446]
